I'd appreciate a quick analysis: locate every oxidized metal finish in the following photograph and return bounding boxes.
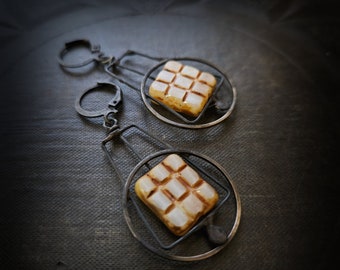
[58,39,113,68]
[102,125,241,261]
[58,40,241,261]
[58,39,236,129]
[74,81,121,131]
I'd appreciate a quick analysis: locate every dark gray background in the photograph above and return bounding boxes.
[0,0,338,269]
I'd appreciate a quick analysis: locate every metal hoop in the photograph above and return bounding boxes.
[74,81,121,118]
[58,39,112,68]
[122,149,242,261]
[141,58,237,129]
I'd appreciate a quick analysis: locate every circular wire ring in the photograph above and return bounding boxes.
[58,39,97,68]
[58,39,109,68]
[122,149,241,261]
[74,82,121,118]
[141,58,237,129]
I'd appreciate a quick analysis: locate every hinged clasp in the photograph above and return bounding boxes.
[58,39,114,68]
[74,81,122,130]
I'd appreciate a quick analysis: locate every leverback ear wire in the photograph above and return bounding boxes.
[74,81,122,132]
[58,39,114,68]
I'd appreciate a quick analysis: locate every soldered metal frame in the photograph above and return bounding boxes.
[101,125,242,261]
[140,58,236,129]
[58,39,236,129]
[59,40,241,260]
[106,53,237,129]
